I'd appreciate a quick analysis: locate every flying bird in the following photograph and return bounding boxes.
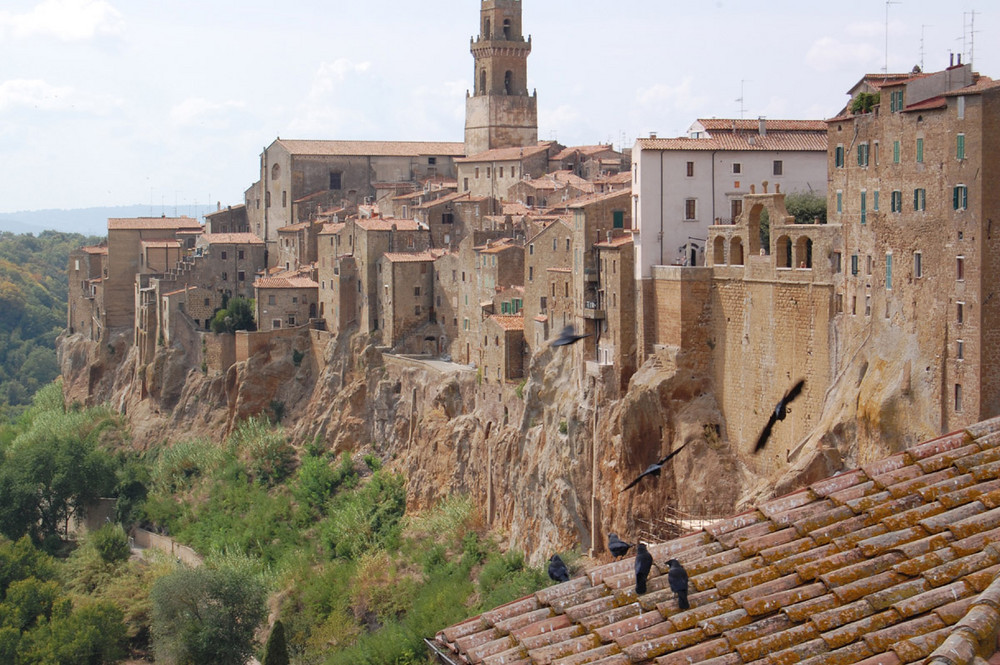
[608,533,632,559]
[547,554,570,583]
[634,543,653,595]
[551,325,591,347]
[666,558,690,610]
[622,442,689,491]
[754,379,806,453]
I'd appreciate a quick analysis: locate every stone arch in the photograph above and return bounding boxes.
[730,237,745,266]
[484,17,491,37]
[776,235,792,268]
[747,203,764,255]
[795,237,813,268]
[713,236,726,265]
[503,18,512,39]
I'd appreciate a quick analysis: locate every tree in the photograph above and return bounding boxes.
[784,191,827,225]
[211,297,256,334]
[262,620,290,665]
[150,565,266,665]
[849,91,879,114]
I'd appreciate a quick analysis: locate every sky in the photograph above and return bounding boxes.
[0,0,995,216]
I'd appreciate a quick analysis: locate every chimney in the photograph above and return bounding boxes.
[950,53,955,67]
[758,117,767,137]
[958,54,963,65]
[649,132,657,139]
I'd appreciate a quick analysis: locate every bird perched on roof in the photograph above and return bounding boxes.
[623,442,689,491]
[634,543,653,595]
[547,554,570,583]
[754,379,806,453]
[551,325,590,347]
[666,558,690,610]
[608,533,632,559]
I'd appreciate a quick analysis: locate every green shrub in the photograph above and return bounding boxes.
[91,523,131,564]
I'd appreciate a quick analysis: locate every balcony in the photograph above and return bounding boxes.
[582,301,605,320]
[584,267,599,283]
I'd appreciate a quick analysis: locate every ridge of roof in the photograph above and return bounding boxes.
[108,217,202,230]
[274,138,465,157]
[637,132,827,152]
[434,415,1000,665]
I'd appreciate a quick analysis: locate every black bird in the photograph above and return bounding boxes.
[547,554,570,583]
[551,325,591,347]
[666,559,690,610]
[754,379,806,453]
[634,543,653,595]
[608,533,632,559]
[622,442,689,491]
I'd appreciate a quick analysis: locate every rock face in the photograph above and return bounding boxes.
[57,320,901,563]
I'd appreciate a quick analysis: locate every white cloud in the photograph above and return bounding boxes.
[0,0,124,41]
[170,97,246,128]
[806,37,882,74]
[0,78,120,113]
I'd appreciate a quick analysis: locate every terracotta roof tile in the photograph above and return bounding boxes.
[433,419,1000,665]
[275,138,464,157]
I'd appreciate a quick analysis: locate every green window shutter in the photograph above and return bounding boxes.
[954,187,960,210]
[886,254,893,290]
[916,138,924,163]
[873,190,880,211]
[837,192,843,213]
[963,186,968,209]
[957,134,965,160]
[914,190,919,210]
[613,210,624,229]
[851,255,859,275]
[893,141,900,163]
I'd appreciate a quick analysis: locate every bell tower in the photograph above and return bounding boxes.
[464,0,538,156]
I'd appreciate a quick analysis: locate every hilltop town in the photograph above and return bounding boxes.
[60,1,1000,559]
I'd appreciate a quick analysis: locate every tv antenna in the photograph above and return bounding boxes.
[920,24,931,71]
[964,10,979,66]
[736,80,749,119]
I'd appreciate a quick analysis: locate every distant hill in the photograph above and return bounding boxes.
[0,204,214,237]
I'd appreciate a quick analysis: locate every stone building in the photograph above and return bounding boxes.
[67,245,107,340]
[456,143,555,199]
[633,118,828,276]
[828,62,1000,432]
[254,272,320,332]
[376,252,440,351]
[481,314,525,384]
[275,221,319,272]
[507,170,593,209]
[244,139,464,250]
[522,218,572,350]
[204,204,249,234]
[412,191,496,250]
[548,144,623,178]
[464,0,538,156]
[593,233,637,393]
[104,217,203,330]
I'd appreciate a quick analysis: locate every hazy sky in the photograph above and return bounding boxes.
[1,0,995,214]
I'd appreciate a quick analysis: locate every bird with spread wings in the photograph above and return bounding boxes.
[622,442,689,491]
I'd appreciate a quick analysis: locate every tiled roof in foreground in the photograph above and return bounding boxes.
[431,417,1000,665]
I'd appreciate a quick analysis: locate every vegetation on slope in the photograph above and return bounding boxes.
[0,231,103,416]
[0,384,558,664]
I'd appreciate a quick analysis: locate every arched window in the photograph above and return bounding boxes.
[480,69,486,95]
[795,237,813,269]
[504,71,513,95]
[484,17,491,37]
[503,18,511,39]
[713,236,726,265]
[731,237,745,266]
[271,163,280,180]
[776,236,792,268]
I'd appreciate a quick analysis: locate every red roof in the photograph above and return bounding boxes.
[108,217,202,231]
[79,245,108,255]
[140,240,180,249]
[698,119,829,132]
[382,251,442,263]
[354,218,422,232]
[254,276,318,289]
[274,138,464,157]
[457,142,554,164]
[595,234,635,249]
[489,315,525,332]
[433,417,1000,665]
[637,132,827,153]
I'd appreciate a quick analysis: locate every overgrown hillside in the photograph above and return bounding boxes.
[0,383,558,664]
[0,231,102,415]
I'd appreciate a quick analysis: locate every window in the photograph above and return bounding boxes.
[914,252,923,278]
[528,266,533,281]
[957,301,965,324]
[552,238,557,251]
[287,315,296,326]
[851,254,859,275]
[773,160,783,176]
[265,191,271,207]
[414,286,421,296]
[221,272,228,281]
[957,256,965,281]
[914,188,926,211]
[686,161,694,177]
[486,167,491,178]
[873,190,880,211]
[613,210,624,229]
[414,305,421,315]
[463,178,469,191]
[221,250,228,260]
[857,143,869,167]
[330,172,342,190]
[957,134,966,160]
[272,319,281,329]
[442,212,454,224]
[860,191,866,224]
[731,199,743,220]
[238,270,245,282]
[890,89,904,112]
[955,384,963,413]
[886,254,893,290]
[835,145,845,168]
[893,141,900,163]
[954,185,968,210]
[958,96,966,119]
[957,340,964,360]
[867,255,873,275]
[732,163,742,174]
[268,295,276,305]
[529,244,534,255]
[916,138,924,163]
[204,298,210,307]
[873,141,880,165]
[891,190,903,213]
[282,191,287,207]
[475,168,480,179]
[685,199,697,220]
[566,238,571,251]
[837,191,843,214]
[238,250,244,260]
[428,157,437,165]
